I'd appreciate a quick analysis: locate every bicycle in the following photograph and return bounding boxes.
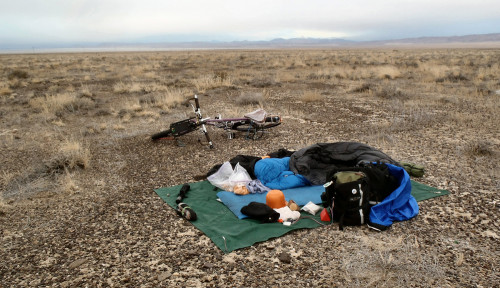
[151,94,282,148]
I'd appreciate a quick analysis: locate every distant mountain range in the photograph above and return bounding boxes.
[100,33,500,49]
[367,33,500,45]
[3,33,500,52]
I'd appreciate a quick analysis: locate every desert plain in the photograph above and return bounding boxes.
[1,48,499,287]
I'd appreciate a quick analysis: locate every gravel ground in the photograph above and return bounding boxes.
[1,50,499,287]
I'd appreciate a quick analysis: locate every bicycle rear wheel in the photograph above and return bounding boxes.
[232,122,281,139]
[232,121,281,131]
[151,129,173,141]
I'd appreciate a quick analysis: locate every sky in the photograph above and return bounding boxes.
[0,0,499,48]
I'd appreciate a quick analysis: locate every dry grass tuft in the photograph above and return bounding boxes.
[57,170,78,194]
[248,77,279,88]
[113,124,126,131]
[7,69,29,80]
[29,93,95,116]
[438,96,459,105]
[462,140,495,157]
[192,73,233,93]
[8,79,24,89]
[151,89,186,109]
[113,81,129,94]
[374,65,401,80]
[375,85,410,101]
[0,195,8,215]
[340,235,444,286]
[436,72,469,83]
[307,69,333,80]
[79,84,92,97]
[0,85,13,96]
[235,92,264,106]
[300,90,324,102]
[351,83,375,93]
[0,171,16,190]
[44,140,90,174]
[113,81,144,94]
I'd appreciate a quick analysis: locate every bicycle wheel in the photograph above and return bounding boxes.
[232,122,281,139]
[232,121,281,131]
[231,122,281,131]
[151,129,173,140]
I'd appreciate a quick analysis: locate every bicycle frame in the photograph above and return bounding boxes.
[152,94,281,148]
[188,94,213,148]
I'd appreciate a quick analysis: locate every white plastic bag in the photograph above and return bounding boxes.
[207,161,234,191]
[207,162,252,192]
[228,163,252,187]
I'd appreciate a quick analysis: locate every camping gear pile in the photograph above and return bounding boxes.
[155,146,449,253]
[206,142,420,231]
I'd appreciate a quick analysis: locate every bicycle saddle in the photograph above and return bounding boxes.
[244,108,267,123]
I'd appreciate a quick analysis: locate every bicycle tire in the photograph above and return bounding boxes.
[151,129,173,140]
[231,121,281,132]
[232,122,281,140]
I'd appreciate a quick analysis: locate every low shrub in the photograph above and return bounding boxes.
[7,70,29,80]
[351,83,374,93]
[44,140,90,174]
[375,86,410,101]
[300,90,324,102]
[463,140,494,157]
[436,72,468,83]
[235,92,263,105]
[29,93,95,115]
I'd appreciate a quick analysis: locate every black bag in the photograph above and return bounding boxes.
[321,162,399,230]
[322,171,370,230]
[241,202,280,223]
[356,161,399,203]
[170,118,197,136]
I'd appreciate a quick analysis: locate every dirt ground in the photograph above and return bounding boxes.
[1,49,499,287]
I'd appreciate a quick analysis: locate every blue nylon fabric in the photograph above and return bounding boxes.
[254,157,310,190]
[369,164,419,227]
[217,185,325,219]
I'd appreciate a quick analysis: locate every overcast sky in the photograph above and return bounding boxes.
[1,0,499,47]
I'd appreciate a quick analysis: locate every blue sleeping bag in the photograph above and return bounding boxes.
[254,157,309,190]
[369,163,419,228]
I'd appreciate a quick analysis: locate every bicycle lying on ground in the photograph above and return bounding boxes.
[151,95,281,148]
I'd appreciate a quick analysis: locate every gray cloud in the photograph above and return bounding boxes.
[0,0,499,46]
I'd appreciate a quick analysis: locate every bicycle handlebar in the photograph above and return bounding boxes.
[183,94,209,108]
[194,95,200,111]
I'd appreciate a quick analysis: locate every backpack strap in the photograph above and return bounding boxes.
[338,212,345,231]
[367,221,390,232]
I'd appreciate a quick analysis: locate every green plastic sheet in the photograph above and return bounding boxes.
[410,180,449,201]
[154,180,448,253]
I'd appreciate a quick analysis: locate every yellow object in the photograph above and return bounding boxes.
[233,185,250,195]
[287,199,300,211]
[266,189,287,209]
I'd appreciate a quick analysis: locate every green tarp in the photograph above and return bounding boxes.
[410,180,449,201]
[154,180,448,253]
